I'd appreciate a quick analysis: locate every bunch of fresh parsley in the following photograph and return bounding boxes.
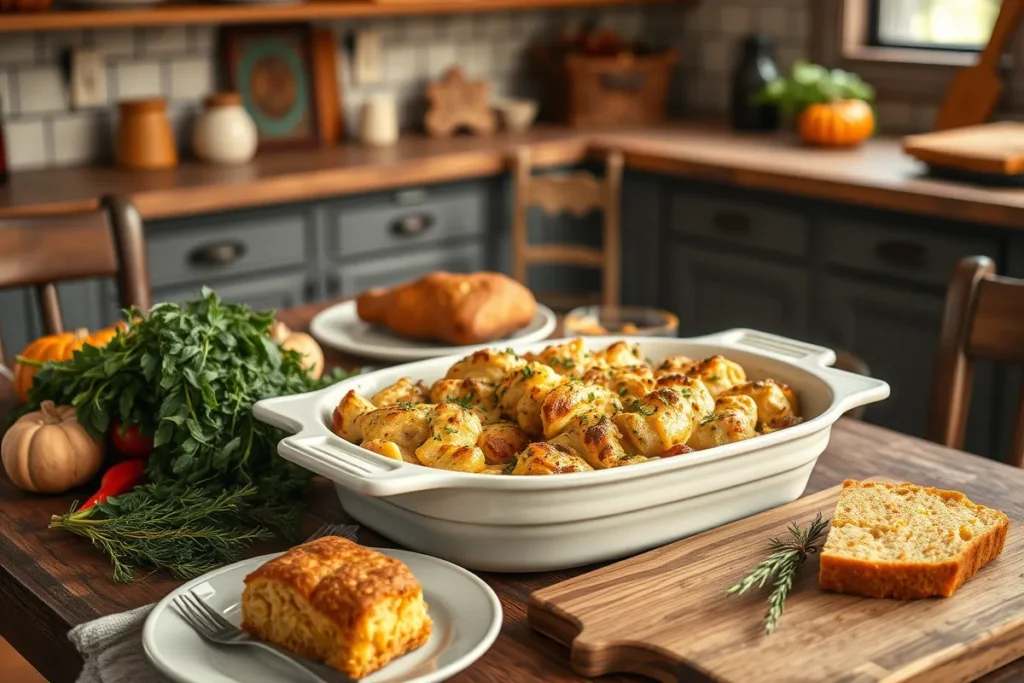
[21,288,354,582]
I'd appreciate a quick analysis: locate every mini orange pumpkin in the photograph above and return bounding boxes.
[13,324,123,403]
[798,99,875,148]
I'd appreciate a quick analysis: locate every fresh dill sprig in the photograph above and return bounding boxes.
[727,512,830,635]
[50,485,273,583]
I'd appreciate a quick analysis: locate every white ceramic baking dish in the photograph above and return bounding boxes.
[253,329,889,572]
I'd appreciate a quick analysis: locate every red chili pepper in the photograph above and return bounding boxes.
[79,459,148,512]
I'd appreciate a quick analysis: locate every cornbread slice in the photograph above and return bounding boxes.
[819,480,1009,599]
[241,536,432,678]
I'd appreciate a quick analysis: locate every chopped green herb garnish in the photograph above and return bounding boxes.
[502,460,517,474]
[445,393,475,410]
[707,375,721,383]
[522,365,534,379]
[618,387,628,396]
[630,399,656,417]
[701,412,724,425]
[443,426,459,434]
[588,392,596,402]
[397,401,415,410]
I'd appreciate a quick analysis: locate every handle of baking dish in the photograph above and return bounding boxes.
[277,435,462,497]
[686,328,837,367]
[817,365,892,416]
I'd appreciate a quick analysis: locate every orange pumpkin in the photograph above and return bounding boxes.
[798,99,875,148]
[13,324,123,402]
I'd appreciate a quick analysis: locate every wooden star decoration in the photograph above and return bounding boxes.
[424,67,497,138]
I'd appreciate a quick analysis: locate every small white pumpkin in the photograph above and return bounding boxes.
[1,401,105,494]
[272,321,325,380]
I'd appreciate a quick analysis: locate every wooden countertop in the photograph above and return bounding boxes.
[4,122,1024,228]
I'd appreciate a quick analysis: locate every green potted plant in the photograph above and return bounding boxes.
[757,60,877,148]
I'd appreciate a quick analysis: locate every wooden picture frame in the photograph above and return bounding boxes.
[220,24,322,151]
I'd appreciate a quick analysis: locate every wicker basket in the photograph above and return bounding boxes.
[533,47,678,127]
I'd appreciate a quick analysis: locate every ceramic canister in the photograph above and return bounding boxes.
[359,94,399,147]
[192,92,259,165]
[115,98,178,170]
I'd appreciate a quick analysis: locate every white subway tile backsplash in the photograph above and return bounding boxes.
[0,71,11,116]
[115,60,164,101]
[170,57,213,101]
[405,16,436,43]
[426,43,458,79]
[448,15,474,41]
[0,34,37,65]
[720,5,753,37]
[702,38,731,74]
[4,118,49,171]
[52,111,109,166]
[385,44,420,83]
[94,29,137,59]
[189,25,216,55]
[39,31,92,61]
[758,6,790,37]
[461,43,492,79]
[16,66,67,115]
[140,27,189,56]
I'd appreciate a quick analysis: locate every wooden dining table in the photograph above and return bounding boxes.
[1,299,1023,683]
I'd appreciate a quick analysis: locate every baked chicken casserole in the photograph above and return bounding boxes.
[331,338,803,474]
[241,536,432,678]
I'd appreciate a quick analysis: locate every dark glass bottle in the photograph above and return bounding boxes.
[730,34,780,132]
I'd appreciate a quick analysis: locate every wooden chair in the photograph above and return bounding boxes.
[930,255,1024,468]
[511,146,623,310]
[0,195,151,364]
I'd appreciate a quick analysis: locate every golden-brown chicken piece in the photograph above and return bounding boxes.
[476,421,530,465]
[720,379,800,431]
[583,365,656,400]
[550,413,646,469]
[332,390,377,443]
[596,341,645,368]
[509,442,594,475]
[525,338,600,378]
[429,378,500,424]
[687,395,758,451]
[413,403,485,472]
[356,271,537,345]
[371,377,430,408]
[497,362,566,436]
[445,348,526,384]
[358,404,432,462]
[684,355,746,397]
[540,382,622,439]
[614,387,703,457]
[655,355,695,378]
[653,374,716,418]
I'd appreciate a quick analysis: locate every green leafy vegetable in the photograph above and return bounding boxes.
[22,288,357,582]
[756,60,875,116]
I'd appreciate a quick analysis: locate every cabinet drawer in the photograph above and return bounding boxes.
[822,218,1000,287]
[335,243,484,296]
[327,184,486,260]
[145,208,310,289]
[670,192,809,257]
[153,272,309,314]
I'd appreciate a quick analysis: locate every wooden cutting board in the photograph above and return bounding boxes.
[903,121,1024,175]
[528,481,1024,683]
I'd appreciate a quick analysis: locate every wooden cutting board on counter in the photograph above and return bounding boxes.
[528,481,1024,683]
[903,121,1024,176]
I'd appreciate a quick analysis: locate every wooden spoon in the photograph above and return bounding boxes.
[934,0,1023,131]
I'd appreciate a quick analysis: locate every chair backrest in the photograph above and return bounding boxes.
[0,195,151,360]
[929,255,1024,467]
[511,146,623,309]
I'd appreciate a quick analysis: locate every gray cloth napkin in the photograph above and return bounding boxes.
[68,524,358,683]
[69,604,168,683]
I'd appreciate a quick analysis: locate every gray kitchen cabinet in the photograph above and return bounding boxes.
[819,275,995,456]
[153,272,309,314]
[334,243,485,296]
[0,280,107,360]
[621,172,666,306]
[667,242,812,340]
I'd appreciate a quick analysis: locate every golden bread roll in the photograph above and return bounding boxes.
[241,536,432,679]
[356,271,537,345]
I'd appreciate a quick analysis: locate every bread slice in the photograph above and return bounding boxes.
[241,536,432,678]
[819,480,1009,599]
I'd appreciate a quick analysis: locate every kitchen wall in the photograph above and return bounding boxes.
[0,6,664,172]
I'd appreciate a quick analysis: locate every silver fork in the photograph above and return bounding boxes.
[172,522,360,682]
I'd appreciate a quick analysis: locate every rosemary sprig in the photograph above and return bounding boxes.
[727,512,830,635]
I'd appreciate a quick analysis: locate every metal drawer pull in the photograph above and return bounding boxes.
[189,241,246,266]
[390,214,435,237]
[712,211,753,236]
[875,240,927,269]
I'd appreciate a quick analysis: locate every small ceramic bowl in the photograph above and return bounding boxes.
[564,306,680,337]
[494,98,538,133]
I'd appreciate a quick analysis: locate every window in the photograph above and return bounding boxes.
[870,0,1000,50]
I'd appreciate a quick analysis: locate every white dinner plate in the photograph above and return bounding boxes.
[309,301,557,362]
[143,547,502,683]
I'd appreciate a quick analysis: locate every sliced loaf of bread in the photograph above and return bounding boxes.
[819,479,1009,599]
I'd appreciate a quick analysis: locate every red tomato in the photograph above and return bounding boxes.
[111,420,154,457]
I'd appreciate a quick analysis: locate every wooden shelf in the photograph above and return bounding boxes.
[0,0,686,32]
